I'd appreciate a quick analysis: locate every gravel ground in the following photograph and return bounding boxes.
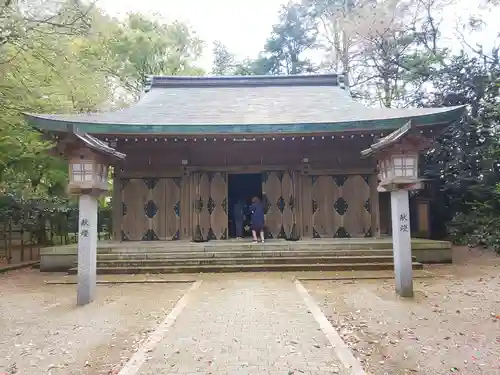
[0,269,189,375]
[304,247,500,375]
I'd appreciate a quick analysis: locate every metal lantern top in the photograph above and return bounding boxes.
[53,132,126,196]
[361,121,433,192]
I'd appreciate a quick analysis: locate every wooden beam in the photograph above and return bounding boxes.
[111,168,122,241]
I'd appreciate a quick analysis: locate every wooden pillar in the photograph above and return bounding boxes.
[189,171,197,241]
[179,170,191,240]
[370,172,381,237]
[294,170,303,239]
[300,172,313,238]
[111,167,122,241]
[290,170,300,240]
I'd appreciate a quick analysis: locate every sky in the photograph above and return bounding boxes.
[97,0,500,72]
[97,0,287,70]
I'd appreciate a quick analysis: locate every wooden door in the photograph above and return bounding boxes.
[121,177,183,241]
[304,174,372,238]
[192,171,228,241]
[208,172,228,240]
[151,178,181,240]
[121,178,151,241]
[192,172,210,241]
[261,171,298,239]
[341,175,372,237]
[309,175,340,238]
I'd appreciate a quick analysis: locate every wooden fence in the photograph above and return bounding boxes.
[0,207,112,264]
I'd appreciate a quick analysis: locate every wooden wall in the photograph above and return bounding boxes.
[378,194,431,238]
[115,137,374,171]
[111,137,383,241]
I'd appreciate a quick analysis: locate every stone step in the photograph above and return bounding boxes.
[92,255,415,268]
[95,240,450,254]
[68,262,423,274]
[95,241,409,254]
[96,249,395,260]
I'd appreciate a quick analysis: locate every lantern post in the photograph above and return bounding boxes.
[361,121,432,297]
[57,132,125,305]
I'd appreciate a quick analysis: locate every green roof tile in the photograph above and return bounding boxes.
[24,74,465,135]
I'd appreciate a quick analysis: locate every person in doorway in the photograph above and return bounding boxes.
[250,196,265,243]
[233,199,245,239]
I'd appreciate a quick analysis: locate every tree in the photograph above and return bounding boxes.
[0,0,109,198]
[212,40,236,75]
[0,2,206,199]
[305,0,449,104]
[82,13,205,97]
[258,2,318,75]
[422,50,500,242]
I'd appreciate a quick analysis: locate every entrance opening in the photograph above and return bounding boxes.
[228,173,262,238]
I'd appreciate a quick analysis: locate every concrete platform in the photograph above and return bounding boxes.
[40,238,452,273]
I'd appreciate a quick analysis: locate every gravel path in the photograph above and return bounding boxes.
[137,277,348,375]
[0,269,189,375]
[304,247,500,375]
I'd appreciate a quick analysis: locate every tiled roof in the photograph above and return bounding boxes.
[74,132,125,159]
[25,74,465,134]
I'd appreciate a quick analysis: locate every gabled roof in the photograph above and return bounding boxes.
[24,74,465,135]
[74,132,126,159]
[361,120,413,157]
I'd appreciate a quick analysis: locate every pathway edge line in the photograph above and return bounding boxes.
[117,280,203,375]
[295,279,368,375]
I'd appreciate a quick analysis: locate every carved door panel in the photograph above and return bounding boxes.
[121,178,152,241]
[151,178,181,240]
[262,171,282,238]
[340,175,371,237]
[192,172,211,241]
[261,171,298,239]
[307,174,372,238]
[282,170,300,239]
[208,172,228,240]
[310,176,339,238]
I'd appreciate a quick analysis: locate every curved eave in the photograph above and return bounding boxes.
[24,106,465,136]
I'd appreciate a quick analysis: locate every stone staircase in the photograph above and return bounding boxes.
[67,240,423,274]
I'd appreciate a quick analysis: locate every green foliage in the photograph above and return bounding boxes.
[83,13,204,95]
[0,0,104,200]
[259,2,318,74]
[419,48,500,250]
[213,2,318,76]
[212,40,236,75]
[0,0,205,244]
[448,184,500,253]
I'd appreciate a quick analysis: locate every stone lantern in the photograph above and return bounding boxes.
[68,148,110,195]
[361,121,432,297]
[56,132,125,305]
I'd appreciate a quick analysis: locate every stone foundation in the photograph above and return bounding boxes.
[39,238,453,272]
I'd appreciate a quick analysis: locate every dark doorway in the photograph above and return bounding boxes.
[228,173,262,238]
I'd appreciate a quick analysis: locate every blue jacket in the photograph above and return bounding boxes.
[250,202,265,226]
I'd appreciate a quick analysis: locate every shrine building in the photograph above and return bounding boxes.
[25,74,464,242]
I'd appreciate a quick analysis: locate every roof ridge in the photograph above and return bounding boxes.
[148,73,342,89]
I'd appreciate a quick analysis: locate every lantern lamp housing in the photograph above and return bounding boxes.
[67,148,109,195]
[378,152,419,186]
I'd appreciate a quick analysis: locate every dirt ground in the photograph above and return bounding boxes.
[304,246,500,375]
[0,269,190,375]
